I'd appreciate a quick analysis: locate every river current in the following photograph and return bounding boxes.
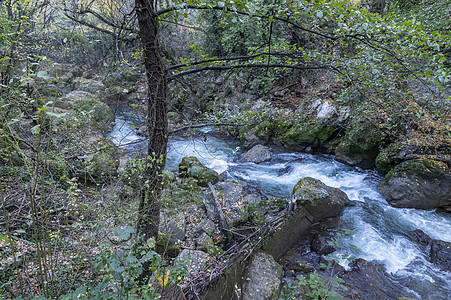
[109,108,451,299]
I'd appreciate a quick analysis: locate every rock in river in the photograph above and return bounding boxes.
[291,177,350,221]
[378,159,451,211]
[237,144,272,164]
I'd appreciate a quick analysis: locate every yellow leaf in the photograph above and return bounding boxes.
[157,269,170,287]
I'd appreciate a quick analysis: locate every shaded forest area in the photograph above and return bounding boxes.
[1,0,450,299]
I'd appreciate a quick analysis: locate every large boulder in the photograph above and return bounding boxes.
[179,156,219,187]
[72,77,105,94]
[54,91,114,133]
[242,251,283,300]
[175,249,211,274]
[335,121,386,169]
[202,180,262,227]
[291,177,350,221]
[378,160,451,211]
[160,211,186,243]
[407,229,451,272]
[280,122,335,151]
[238,144,272,164]
[76,142,119,184]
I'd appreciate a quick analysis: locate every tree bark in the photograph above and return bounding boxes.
[135,0,168,245]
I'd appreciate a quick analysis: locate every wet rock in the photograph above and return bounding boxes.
[242,251,283,300]
[311,234,336,255]
[238,144,272,164]
[291,177,350,221]
[430,240,451,272]
[335,121,385,169]
[241,127,266,149]
[278,165,294,176]
[406,229,431,248]
[179,156,220,187]
[378,160,451,211]
[282,249,315,274]
[340,258,408,300]
[407,229,451,272]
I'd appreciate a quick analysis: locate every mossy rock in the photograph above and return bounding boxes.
[378,159,451,210]
[249,197,287,226]
[179,156,219,187]
[280,122,335,150]
[205,245,224,256]
[375,142,404,173]
[55,91,114,133]
[76,145,119,184]
[161,177,204,209]
[335,121,386,169]
[292,177,350,221]
[72,77,105,94]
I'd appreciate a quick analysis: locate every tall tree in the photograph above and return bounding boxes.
[135,0,168,244]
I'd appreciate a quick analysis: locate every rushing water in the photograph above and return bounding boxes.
[109,108,451,299]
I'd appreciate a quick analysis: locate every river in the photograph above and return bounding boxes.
[109,108,451,299]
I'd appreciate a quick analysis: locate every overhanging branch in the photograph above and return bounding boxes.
[168,52,297,71]
[168,63,334,81]
[156,4,337,40]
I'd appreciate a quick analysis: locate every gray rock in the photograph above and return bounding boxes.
[176,249,211,274]
[194,219,217,236]
[407,229,451,272]
[242,251,283,300]
[378,160,451,211]
[160,212,186,242]
[73,77,105,94]
[238,144,272,164]
[316,101,335,121]
[242,127,266,149]
[202,180,252,227]
[291,177,350,221]
[196,233,214,251]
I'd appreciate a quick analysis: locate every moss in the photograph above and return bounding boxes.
[385,159,449,181]
[337,121,386,162]
[280,122,335,149]
[206,245,224,256]
[179,156,219,187]
[375,142,403,173]
[161,177,203,209]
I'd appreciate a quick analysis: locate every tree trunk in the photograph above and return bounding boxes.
[135,0,168,245]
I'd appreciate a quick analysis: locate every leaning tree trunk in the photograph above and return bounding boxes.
[135,0,168,246]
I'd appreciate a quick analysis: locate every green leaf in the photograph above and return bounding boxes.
[36,71,47,78]
[45,111,67,118]
[31,125,41,135]
[316,11,323,18]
